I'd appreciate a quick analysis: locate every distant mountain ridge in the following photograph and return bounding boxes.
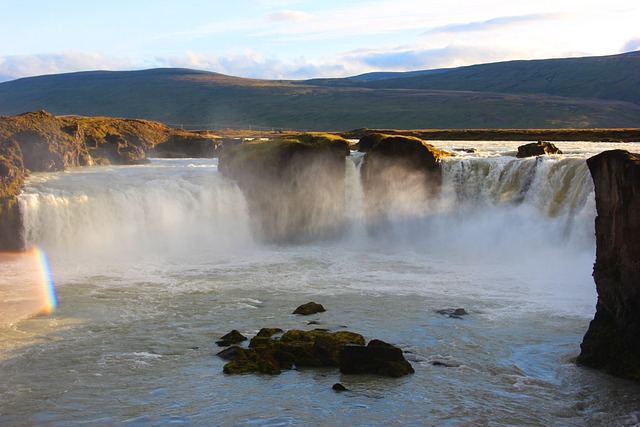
[0,51,639,130]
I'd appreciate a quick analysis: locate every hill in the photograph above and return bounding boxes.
[0,52,639,130]
[348,51,640,106]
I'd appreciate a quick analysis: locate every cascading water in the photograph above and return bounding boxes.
[18,158,254,262]
[2,142,640,426]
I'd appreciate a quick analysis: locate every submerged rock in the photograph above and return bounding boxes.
[431,360,461,368]
[332,383,349,392]
[516,141,563,158]
[578,150,640,382]
[436,308,468,319]
[293,302,327,315]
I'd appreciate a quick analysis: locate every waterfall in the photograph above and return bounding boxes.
[18,154,596,265]
[340,153,597,265]
[437,155,596,249]
[18,159,254,262]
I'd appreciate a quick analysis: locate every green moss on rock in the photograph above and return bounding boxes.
[293,301,326,315]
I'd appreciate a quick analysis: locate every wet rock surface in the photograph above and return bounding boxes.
[217,304,414,378]
[293,302,327,315]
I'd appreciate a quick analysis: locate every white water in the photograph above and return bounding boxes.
[2,141,640,426]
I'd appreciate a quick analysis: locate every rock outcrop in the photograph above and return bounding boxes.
[0,111,93,171]
[0,138,25,250]
[218,328,414,377]
[360,134,450,233]
[578,150,640,381]
[218,133,351,243]
[147,133,222,158]
[516,141,563,158]
[293,301,326,315]
[0,111,224,249]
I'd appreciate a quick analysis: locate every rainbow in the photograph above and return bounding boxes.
[32,247,58,314]
[0,247,58,327]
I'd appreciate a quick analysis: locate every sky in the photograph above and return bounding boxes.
[0,0,639,82]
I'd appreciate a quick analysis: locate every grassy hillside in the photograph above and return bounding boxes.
[1,52,639,130]
[350,51,640,105]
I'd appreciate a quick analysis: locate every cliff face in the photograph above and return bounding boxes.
[0,138,25,250]
[360,134,449,233]
[219,134,350,243]
[578,150,640,381]
[0,111,93,171]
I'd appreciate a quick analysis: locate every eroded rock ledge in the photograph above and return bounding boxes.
[578,150,640,381]
[0,110,221,249]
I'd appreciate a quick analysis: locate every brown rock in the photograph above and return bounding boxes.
[0,138,26,250]
[293,302,326,315]
[516,141,563,158]
[577,150,640,381]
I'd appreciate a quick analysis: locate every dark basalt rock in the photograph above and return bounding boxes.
[293,301,327,315]
[339,339,415,377]
[516,141,563,158]
[216,330,248,347]
[332,383,348,392]
[577,150,640,381]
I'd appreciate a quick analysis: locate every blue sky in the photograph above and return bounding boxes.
[0,0,638,82]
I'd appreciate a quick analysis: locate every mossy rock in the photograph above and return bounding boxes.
[293,302,326,315]
[216,330,248,347]
[256,327,284,338]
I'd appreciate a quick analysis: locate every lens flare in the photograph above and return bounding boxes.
[0,247,57,326]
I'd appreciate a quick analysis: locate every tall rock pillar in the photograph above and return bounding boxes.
[578,150,640,381]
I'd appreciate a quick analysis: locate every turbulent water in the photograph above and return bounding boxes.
[2,141,640,426]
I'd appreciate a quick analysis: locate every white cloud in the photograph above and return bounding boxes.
[623,38,640,52]
[263,10,313,22]
[422,14,558,36]
[0,51,137,82]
